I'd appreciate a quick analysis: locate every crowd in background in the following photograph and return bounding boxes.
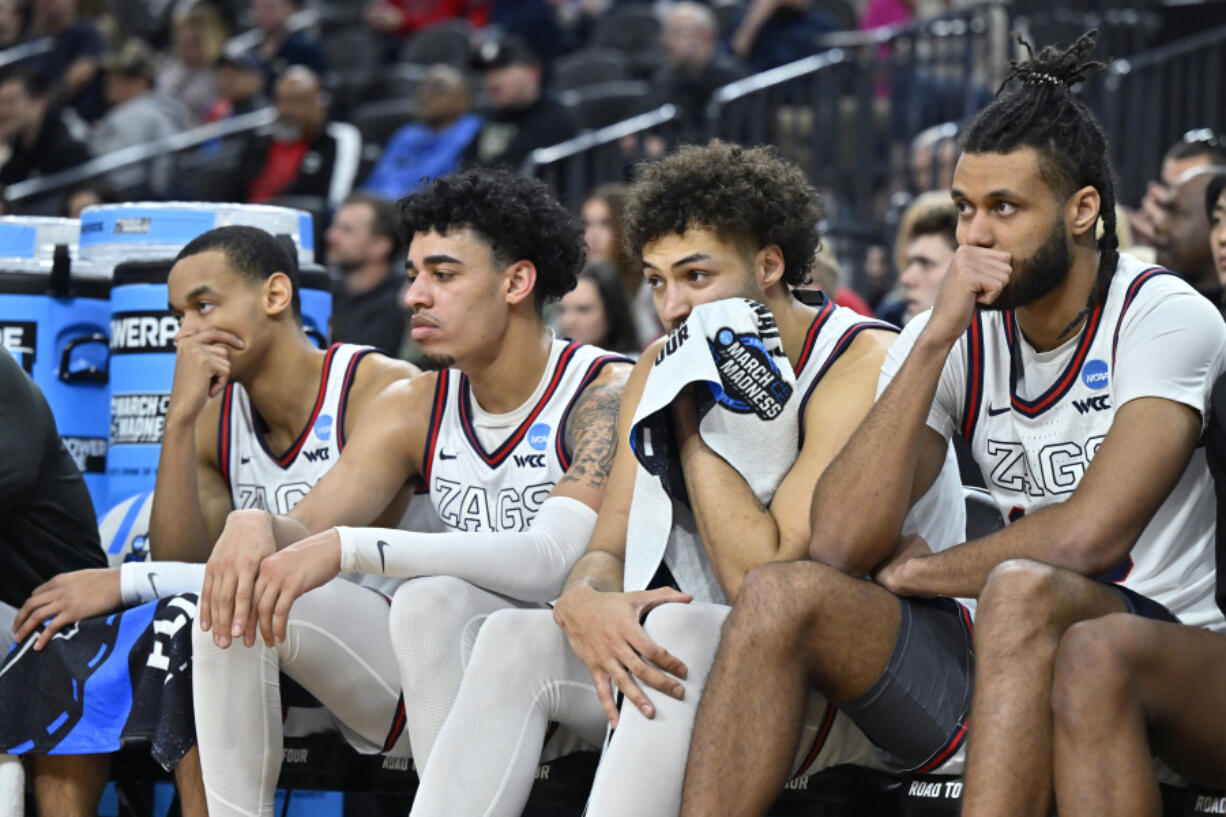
[0,0,1221,370]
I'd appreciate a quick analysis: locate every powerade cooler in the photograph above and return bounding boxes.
[81,203,329,524]
[0,217,110,513]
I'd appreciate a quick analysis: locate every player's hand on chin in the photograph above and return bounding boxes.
[553,583,693,728]
[13,567,122,651]
[873,533,933,596]
[923,245,1012,347]
[200,509,277,649]
[253,528,342,647]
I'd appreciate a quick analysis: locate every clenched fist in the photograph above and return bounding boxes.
[922,245,1013,346]
[167,327,245,428]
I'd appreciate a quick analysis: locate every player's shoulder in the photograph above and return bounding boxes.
[839,323,897,366]
[1112,257,1225,335]
[579,349,634,391]
[346,366,440,440]
[349,348,420,394]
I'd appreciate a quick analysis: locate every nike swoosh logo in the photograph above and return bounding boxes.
[439,451,457,461]
[148,573,159,596]
[376,540,389,573]
[987,404,1010,417]
[240,456,251,464]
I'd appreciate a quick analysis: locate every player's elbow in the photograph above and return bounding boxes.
[808,530,877,578]
[1050,523,1136,578]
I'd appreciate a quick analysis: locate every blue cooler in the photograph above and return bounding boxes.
[0,217,110,513]
[83,203,325,510]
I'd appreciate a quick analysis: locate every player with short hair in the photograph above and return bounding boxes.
[191,168,631,817]
[680,30,1226,817]
[403,142,965,817]
[6,224,419,817]
[898,193,959,322]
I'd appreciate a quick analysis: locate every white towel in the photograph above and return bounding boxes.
[623,299,800,604]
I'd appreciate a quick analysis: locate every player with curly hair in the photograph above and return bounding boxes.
[190,168,633,817]
[398,142,966,817]
[681,30,1226,817]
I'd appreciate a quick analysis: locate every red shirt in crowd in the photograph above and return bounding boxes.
[247,140,310,203]
[380,0,488,35]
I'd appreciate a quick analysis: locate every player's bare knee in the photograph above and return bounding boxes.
[1052,616,1136,725]
[730,563,823,645]
[975,556,1064,647]
[977,559,1064,635]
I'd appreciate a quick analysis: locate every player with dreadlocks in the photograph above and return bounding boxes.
[680,29,1226,817]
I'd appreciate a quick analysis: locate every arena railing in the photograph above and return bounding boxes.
[0,36,53,71]
[3,107,277,211]
[1087,22,1226,206]
[521,103,681,210]
[700,1,1007,285]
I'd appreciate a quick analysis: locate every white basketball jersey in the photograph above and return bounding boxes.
[659,296,953,601]
[421,338,629,532]
[219,343,442,596]
[220,343,373,512]
[795,294,899,430]
[949,255,1224,630]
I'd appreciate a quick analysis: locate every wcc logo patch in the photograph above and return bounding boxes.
[707,328,792,421]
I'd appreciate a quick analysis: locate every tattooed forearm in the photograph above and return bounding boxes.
[559,374,626,492]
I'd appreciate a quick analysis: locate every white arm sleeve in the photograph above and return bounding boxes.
[119,561,207,606]
[337,496,598,603]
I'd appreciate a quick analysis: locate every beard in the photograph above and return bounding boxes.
[421,353,455,371]
[979,222,1072,312]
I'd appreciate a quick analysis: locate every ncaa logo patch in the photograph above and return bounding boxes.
[314,414,333,441]
[707,327,793,421]
[528,423,550,451]
[1081,359,1109,391]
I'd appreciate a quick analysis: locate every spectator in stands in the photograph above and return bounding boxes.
[61,179,117,217]
[645,3,744,141]
[156,4,227,126]
[487,0,571,64]
[465,34,576,168]
[29,0,105,121]
[94,39,189,149]
[326,193,408,355]
[557,262,639,353]
[861,243,892,309]
[206,51,267,121]
[0,69,89,186]
[809,244,872,315]
[92,39,189,194]
[0,0,26,50]
[365,0,487,38]
[1210,172,1226,290]
[362,65,481,200]
[895,190,957,323]
[910,122,958,192]
[859,0,913,32]
[581,184,662,346]
[1154,164,1226,307]
[730,0,837,74]
[251,0,325,90]
[238,66,338,204]
[551,0,611,49]
[1129,129,1226,249]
